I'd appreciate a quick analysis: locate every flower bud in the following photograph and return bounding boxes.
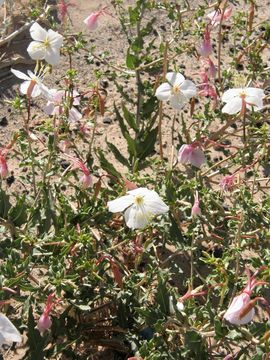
[37,313,52,334]
[0,155,8,178]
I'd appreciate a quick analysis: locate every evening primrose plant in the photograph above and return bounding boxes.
[0,0,270,359]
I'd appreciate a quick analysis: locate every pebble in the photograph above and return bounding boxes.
[0,116,8,127]
[103,117,112,124]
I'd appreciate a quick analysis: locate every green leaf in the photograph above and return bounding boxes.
[126,48,138,69]
[122,103,138,131]
[138,126,158,159]
[106,140,130,168]
[0,189,11,219]
[156,277,170,315]
[97,149,121,179]
[26,305,45,360]
[8,195,28,227]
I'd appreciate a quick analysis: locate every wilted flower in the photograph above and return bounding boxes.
[220,174,236,192]
[221,87,265,115]
[11,68,48,98]
[44,89,82,122]
[37,294,54,334]
[0,314,21,346]
[198,25,212,57]
[224,269,268,325]
[178,143,206,168]
[57,0,76,23]
[191,191,201,217]
[207,7,232,27]
[64,154,92,189]
[155,72,197,110]
[0,154,8,179]
[27,22,63,66]
[84,6,108,31]
[108,187,169,230]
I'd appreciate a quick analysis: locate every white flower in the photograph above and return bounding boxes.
[27,22,63,66]
[11,68,48,98]
[223,293,255,325]
[108,187,169,229]
[155,72,197,110]
[0,314,21,347]
[221,87,265,115]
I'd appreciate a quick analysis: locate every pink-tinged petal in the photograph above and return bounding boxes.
[189,148,206,168]
[155,83,171,101]
[221,88,241,103]
[124,205,150,229]
[84,13,99,30]
[180,80,197,98]
[178,144,193,164]
[29,22,47,41]
[44,47,61,66]
[69,107,82,122]
[221,97,242,114]
[80,173,92,188]
[44,102,55,115]
[170,93,187,110]
[224,293,255,325]
[11,68,30,81]
[72,90,80,105]
[166,72,185,87]
[47,29,63,49]
[27,41,46,61]
[108,195,134,213]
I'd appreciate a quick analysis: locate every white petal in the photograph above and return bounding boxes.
[124,205,150,229]
[29,22,47,41]
[27,41,46,61]
[108,195,134,213]
[245,96,264,111]
[155,83,171,101]
[189,148,206,168]
[47,29,63,49]
[166,72,185,86]
[180,80,197,98]
[245,87,265,99]
[144,191,169,215]
[0,314,21,345]
[11,68,30,80]
[170,93,187,110]
[44,48,61,66]
[43,102,55,115]
[221,88,241,103]
[69,108,82,122]
[221,97,242,114]
[19,81,41,97]
[127,187,151,197]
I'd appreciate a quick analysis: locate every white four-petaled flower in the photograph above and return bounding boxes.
[27,22,63,66]
[221,87,265,115]
[155,72,197,110]
[108,187,169,229]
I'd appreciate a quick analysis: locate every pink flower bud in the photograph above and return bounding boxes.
[80,173,92,189]
[178,143,206,168]
[84,12,100,30]
[191,192,201,217]
[207,58,217,78]
[37,313,52,334]
[37,294,54,334]
[0,155,8,178]
[198,26,212,57]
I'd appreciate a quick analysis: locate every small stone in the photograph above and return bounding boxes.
[100,79,109,88]
[0,117,8,127]
[103,117,112,124]
[6,175,15,186]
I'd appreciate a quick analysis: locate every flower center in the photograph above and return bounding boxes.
[44,37,50,49]
[134,195,144,206]
[239,91,247,99]
[172,84,181,95]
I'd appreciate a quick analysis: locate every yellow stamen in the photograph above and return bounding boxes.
[134,195,144,206]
